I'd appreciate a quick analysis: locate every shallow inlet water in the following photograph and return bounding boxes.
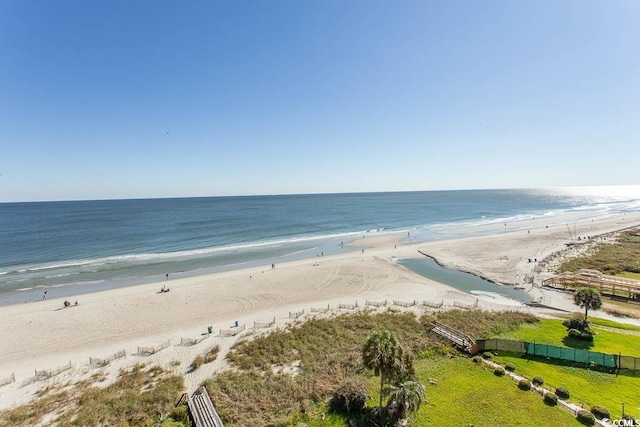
[399,257,531,304]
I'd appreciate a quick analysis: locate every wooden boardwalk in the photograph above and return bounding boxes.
[186,386,225,427]
[542,269,640,299]
[430,320,477,354]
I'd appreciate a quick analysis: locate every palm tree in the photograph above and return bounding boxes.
[386,379,425,422]
[362,331,401,411]
[573,287,602,321]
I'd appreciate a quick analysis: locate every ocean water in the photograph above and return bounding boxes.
[1,186,639,305]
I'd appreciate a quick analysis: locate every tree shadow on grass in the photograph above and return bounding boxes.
[561,335,594,350]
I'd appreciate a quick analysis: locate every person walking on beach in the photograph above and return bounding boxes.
[43,291,47,300]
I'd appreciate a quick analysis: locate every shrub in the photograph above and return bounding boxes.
[169,406,190,425]
[190,355,204,370]
[543,393,558,406]
[568,328,594,342]
[482,352,493,360]
[590,406,611,420]
[505,363,516,372]
[532,376,544,386]
[517,379,531,391]
[555,387,570,400]
[203,345,220,364]
[563,315,590,331]
[493,367,505,377]
[472,356,481,363]
[576,409,596,425]
[329,379,367,414]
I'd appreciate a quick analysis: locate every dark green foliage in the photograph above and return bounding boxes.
[169,406,191,426]
[563,316,590,331]
[555,387,570,400]
[494,367,505,376]
[573,288,603,321]
[532,376,544,386]
[543,393,558,406]
[590,406,610,420]
[576,409,596,425]
[482,352,494,360]
[472,356,481,363]
[568,328,594,342]
[330,378,367,414]
[505,363,516,372]
[517,379,531,391]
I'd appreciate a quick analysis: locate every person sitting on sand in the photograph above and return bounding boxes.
[63,300,70,307]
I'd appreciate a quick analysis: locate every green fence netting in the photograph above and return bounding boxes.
[478,339,623,370]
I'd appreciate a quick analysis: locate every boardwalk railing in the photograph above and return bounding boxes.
[253,317,276,329]
[181,334,211,346]
[0,373,15,387]
[430,321,477,354]
[90,350,126,367]
[186,386,225,427]
[220,324,245,337]
[35,361,72,380]
[542,268,640,299]
[137,340,170,356]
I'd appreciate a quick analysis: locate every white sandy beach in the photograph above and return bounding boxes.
[1,212,640,411]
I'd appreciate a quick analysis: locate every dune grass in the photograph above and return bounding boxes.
[203,310,555,426]
[0,364,186,427]
[559,227,640,275]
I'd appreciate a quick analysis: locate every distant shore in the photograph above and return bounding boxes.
[1,211,639,410]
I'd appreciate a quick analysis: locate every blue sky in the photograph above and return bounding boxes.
[1,1,639,202]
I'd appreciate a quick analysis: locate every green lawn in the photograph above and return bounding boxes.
[618,271,640,281]
[489,316,640,420]
[295,356,580,427]
[492,353,640,420]
[412,357,580,427]
[495,318,640,356]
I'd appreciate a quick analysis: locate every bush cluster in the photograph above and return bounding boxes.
[532,376,544,386]
[517,379,531,391]
[472,356,481,363]
[555,387,570,400]
[482,352,493,360]
[563,316,590,331]
[590,406,611,420]
[493,367,505,377]
[568,328,594,342]
[330,379,367,414]
[505,363,516,372]
[543,393,558,406]
[576,409,596,426]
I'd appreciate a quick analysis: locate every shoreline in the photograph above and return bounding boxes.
[1,211,639,411]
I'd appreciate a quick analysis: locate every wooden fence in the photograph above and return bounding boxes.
[181,334,211,346]
[137,340,171,356]
[0,373,15,387]
[90,350,126,367]
[35,361,72,380]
